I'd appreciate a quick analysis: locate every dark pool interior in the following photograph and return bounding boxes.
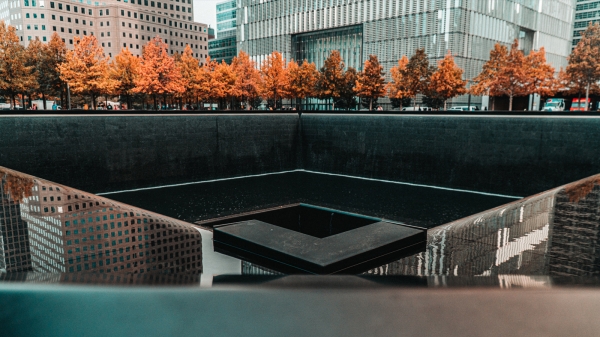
[104,171,517,230]
[201,203,380,238]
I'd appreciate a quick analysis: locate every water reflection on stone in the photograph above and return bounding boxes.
[361,174,600,278]
[7,164,600,281]
[0,167,203,275]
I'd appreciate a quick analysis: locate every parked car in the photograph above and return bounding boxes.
[448,106,479,111]
[401,106,431,111]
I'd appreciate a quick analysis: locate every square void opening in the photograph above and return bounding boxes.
[199,203,379,238]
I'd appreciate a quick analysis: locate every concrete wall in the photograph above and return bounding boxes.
[1,113,600,197]
[301,114,600,197]
[0,114,300,193]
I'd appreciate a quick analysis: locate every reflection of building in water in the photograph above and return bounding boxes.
[365,191,556,278]
[241,261,282,275]
[0,271,201,286]
[0,168,202,275]
[549,186,600,276]
[0,176,32,272]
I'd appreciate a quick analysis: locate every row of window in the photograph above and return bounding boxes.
[129,0,191,9]
[50,2,93,15]
[51,14,93,26]
[25,12,45,19]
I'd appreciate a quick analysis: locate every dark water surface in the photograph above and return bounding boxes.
[104,171,517,229]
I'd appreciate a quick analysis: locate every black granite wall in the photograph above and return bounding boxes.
[2,113,600,197]
[0,114,300,193]
[301,114,600,196]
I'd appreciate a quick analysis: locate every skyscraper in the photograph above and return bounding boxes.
[238,0,574,107]
[208,0,237,64]
[1,0,210,60]
[573,0,600,46]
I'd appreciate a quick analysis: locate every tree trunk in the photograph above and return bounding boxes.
[153,95,157,110]
[444,100,447,110]
[509,95,513,111]
[11,94,16,109]
[586,84,590,111]
[369,98,373,111]
[42,92,47,110]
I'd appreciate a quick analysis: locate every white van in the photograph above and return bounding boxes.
[401,106,432,111]
[448,106,479,111]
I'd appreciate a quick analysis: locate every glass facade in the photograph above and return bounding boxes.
[238,0,574,106]
[574,0,600,46]
[209,0,237,64]
[292,25,363,71]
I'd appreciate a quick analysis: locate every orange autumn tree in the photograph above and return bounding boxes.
[524,47,557,101]
[406,48,434,107]
[0,21,37,108]
[176,44,201,106]
[135,36,185,109]
[108,47,140,109]
[194,57,215,108]
[565,23,600,110]
[470,43,508,110]
[494,40,529,111]
[213,61,238,109]
[25,38,44,105]
[387,56,413,109]
[287,59,319,110]
[31,33,66,109]
[58,35,109,110]
[338,67,359,110]
[316,50,345,109]
[232,51,262,110]
[260,51,288,110]
[355,54,386,110]
[428,51,467,110]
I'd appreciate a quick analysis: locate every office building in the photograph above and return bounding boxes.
[238,0,575,107]
[1,0,209,60]
[208,0,237,64]
[573,0,600,46]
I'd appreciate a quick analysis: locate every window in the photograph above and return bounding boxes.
[66,4,70,11]
[52,26,56,31]
[75,19,78,24]
[42,25,45,30]
[50,1,54,8]
[69,39,73,44]
[58,3,62,10]
[26,13,30,18]
[59,16,63,21]
[41,14,44,18]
